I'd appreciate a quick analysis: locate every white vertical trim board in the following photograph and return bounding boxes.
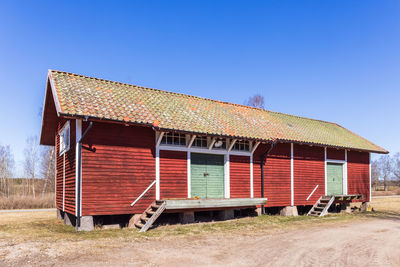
[290,143,294,206]
[75,119,82,217]
[324,147,327,196]
[224,154,230,198]
[344,150,347,194]
[62,153,65,211]
[187,151,191,198]
[369,152,372,202]
[250,155,254,198]
[155,147,160,200]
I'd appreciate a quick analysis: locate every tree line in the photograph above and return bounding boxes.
[0,136,55,198]
[372,153,400,190]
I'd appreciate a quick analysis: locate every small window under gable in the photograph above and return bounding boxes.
[192,135,208,148]
[232,139,250,151]
[161,132,186,146]
[213,138,226,149]
[59,121,70,155]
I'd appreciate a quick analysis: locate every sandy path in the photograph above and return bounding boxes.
[67,217,400,267]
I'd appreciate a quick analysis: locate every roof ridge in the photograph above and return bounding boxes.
[49,69,338,126]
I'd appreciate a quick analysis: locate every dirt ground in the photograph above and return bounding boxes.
[1,198,400,266]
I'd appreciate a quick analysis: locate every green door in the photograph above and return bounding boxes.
[191,153,224,198]
[327,163,343,195]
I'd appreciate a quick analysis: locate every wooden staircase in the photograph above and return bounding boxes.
[135,200,166,232]
[307,196,335,217]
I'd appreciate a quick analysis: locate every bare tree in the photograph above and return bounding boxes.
[393,153,400,183]
[371,160,380,190]
[41,146,55,196]
[375,155,392,191]
[245,94,265,109]
[23,136,40,197]
[0,145,15,197]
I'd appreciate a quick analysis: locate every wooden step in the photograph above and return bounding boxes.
[146,210,155,216]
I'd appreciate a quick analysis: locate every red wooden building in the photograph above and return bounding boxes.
[40,70,388,231]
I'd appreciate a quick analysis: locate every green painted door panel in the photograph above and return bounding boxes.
[191,153,224,198]
[327,163,343,195]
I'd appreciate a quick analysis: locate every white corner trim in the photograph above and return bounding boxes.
[250,155,254,198]
[187,151,191,198]
[62,153,65,212]
[291,143,294,206]
[155,147,160,200]
[156,132,165,147]
[369,152,372,202]
[208,138,216,150]
[188,135,196,148]
[324,147,327,196]
[228,139,237,152]
[75,119,82,217]
[251,141,261,154]
[344,149,348,195]
[224,154,230,198]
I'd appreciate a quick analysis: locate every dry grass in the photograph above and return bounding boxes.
[0,193,55,209]
[371,197,400,213]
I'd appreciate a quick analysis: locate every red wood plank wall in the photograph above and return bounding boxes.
[327,148,345,160]
[55,119,76,215]
[229,155,251,198]
[253,143,291,206]
[81,122,155,216]
[293,144,325,206]
[160,150,187,199]
[347,151,370,202]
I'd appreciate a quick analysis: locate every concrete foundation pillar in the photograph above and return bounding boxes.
[179,212,195,224]
[280,206,298,216]
[255,207,263,216]
[360,202,371,212]
[128,214,142,228]
[77,216,94,231]
[64,212,73,226]
[340,203,352,214]
[56,209,64,220]
[216,209,234,221]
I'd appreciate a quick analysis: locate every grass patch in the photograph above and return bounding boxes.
[0,194,55,209]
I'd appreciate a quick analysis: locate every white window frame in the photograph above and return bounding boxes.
[155,131,256,200]
[59,121,70,156]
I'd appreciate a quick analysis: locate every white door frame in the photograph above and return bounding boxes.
[325,149,348,195]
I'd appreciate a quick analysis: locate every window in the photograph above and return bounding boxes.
[161,132,186,146]
[59,121,70,155]
[213,138,226,149]
[192,136,208,148]
[233,140,250,151]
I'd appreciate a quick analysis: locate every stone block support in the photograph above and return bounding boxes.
[128,214,142,228]
[179,212,195,224]
[77,216,94,231]
[255,207,263,216]
[56,209,64,220]
[280,206,298,216]
[340,203,352,214]
[216,209,234,221]
[360,202,371,212]
[64,212,74,226]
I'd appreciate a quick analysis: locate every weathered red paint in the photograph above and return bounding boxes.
[160,150,187,199]
[253,143,291,207]
[293,144,325,206]
[81,122,155,216]
[327,148,345,160]
[347,151,370,202]
[55,119,76,215]
[229,155,251,198]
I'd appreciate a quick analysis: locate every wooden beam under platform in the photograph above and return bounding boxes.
[163,198,268,212]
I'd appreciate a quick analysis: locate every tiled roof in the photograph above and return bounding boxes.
[48,70,388,154]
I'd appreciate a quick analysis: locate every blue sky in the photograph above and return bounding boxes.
[0,1,399,176]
